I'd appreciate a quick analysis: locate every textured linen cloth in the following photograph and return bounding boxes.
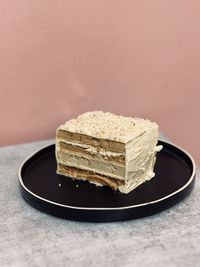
[0,137,199,267]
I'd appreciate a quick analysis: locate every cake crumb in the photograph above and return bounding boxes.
[59,111,157,143]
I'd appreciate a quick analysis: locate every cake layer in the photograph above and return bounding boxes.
[57,118,159,162]
[58,140,125,164]
[57,162,154,194]
[57,149,157,181]
[56,126,161,181]
[57,151,125,179]
[59,111,156,143]
[57,130,125,153]
[57,164,125,191]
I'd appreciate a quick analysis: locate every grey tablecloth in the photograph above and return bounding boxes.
[0,137,199,267]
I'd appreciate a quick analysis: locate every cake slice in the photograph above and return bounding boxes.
[56,111,162,194]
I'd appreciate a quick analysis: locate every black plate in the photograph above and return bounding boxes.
[18,141,196,222]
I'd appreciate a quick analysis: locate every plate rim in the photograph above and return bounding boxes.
[18,140,196,211]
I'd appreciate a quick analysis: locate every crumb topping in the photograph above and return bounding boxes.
[59,111,158,143]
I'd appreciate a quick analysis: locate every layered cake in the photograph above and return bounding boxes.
[56,111,162,194]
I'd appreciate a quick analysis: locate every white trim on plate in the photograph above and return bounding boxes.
[18,140,196,211]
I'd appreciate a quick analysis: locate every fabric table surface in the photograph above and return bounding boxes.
[0,136,199,267]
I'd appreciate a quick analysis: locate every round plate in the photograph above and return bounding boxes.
[18,141,196,222]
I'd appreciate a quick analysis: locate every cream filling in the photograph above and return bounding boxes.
[57,152,125,180]
[125,125,159,161]
[56,137,161,165]
[122,126,160,193]
[56,140,125,166]
[56,147,158,182]
[119,171,155,194]
[57,125,156,164]
[119,153,157,193]
[56,139,125,157]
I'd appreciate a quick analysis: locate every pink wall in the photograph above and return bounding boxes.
[0,1,199,164]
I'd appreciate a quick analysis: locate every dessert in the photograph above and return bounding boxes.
[55,111,162,194]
